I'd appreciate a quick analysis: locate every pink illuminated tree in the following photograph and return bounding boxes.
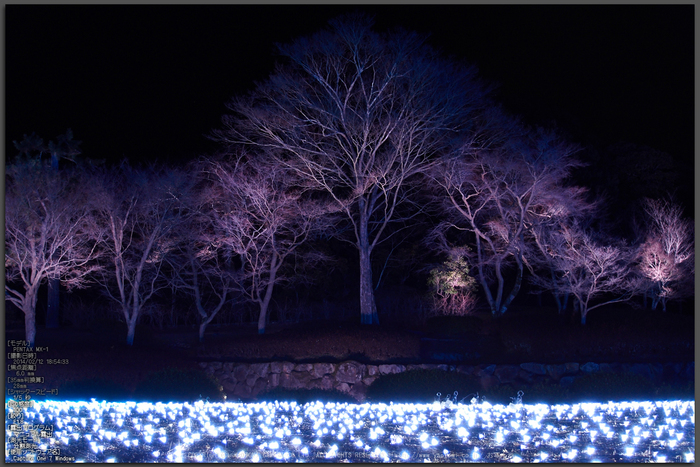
[530,221,640,324]
[636,198,694,311]
[203,157,334,334]
[5,162,102,347]
[432,128,584,316]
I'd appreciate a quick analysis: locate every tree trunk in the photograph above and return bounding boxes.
[46,276,60,329]
[257,302,269,334]
[357,206,379,325]
[359,246,379,325]
[498,260,523,316]
[23,302,37,349]
[126,314,138,346]
[199,322,207,342]
[492,260,506,316]
[258,256,279,334]
[651,294,659,310]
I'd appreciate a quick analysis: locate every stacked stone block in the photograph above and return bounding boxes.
[199,359,694,403]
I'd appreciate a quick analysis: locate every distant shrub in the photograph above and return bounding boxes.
[366,369,481,403]
[58,377,131,402]
[133,367,224,403]
[257,387,356,404]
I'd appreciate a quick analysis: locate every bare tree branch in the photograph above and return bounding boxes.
[211,13,493,324]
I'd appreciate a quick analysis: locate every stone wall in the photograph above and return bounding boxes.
[198,360,694,403]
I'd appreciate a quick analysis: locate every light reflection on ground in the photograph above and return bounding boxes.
[5,399,695,463]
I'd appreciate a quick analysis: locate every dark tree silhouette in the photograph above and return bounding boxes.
[164,162,245,342]
[212,14,492,325]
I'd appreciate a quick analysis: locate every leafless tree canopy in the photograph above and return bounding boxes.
[201,156,335,334]
[5,162,101,347]
[432,128,585,316]
[211,13,494,324]
[529,221,640,324]
[636,198,694,310]
[90,162,192,345]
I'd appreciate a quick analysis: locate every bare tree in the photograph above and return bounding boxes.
[5,162,101,347]
[13,130,88,329]
[203,157,334,334]
[528,194,594,315]
[91,162,190,346]
[211,13,491,325]
[432,128,583,316]
[164,167,244,342]
[636,198,694,311]
[531,221,639,324]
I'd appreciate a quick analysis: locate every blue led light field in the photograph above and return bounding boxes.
[5,399,694,463]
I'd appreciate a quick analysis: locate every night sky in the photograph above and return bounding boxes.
[6,5,694,206]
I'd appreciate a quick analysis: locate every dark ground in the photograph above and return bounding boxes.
[5,304,694,396]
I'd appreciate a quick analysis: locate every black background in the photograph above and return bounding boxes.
[6,5,694,212]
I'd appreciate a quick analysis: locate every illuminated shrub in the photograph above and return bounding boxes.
[133,367,224,403]
[366,369,481,403]
[58,377,131,402]
[257,387,356,404]
[427,252,478,317]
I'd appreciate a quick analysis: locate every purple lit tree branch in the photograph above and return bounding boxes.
[5,162,102,347]
[530,221,640,324]
[202,157,334,334]
[211,13,491,325]
[90,163,191,346]
[636,198,694,311]
[432,128,583,316]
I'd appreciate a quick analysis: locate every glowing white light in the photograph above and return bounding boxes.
[7,398,694,464]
